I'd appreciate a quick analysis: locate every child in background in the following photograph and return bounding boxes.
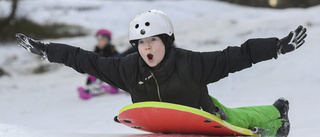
[77,29,119,99]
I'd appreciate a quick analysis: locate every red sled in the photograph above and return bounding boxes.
[117,102,261,136]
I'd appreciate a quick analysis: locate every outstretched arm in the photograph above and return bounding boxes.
[15,33,128,90]
[193,25,307,84]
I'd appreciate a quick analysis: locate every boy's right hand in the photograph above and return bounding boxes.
[16,33,48,59]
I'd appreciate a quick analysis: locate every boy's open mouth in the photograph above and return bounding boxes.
[147,54,154,61]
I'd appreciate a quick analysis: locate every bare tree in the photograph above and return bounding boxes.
[0,0,19,26]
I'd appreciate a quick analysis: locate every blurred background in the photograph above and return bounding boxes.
[1,0,320,43]
[220,0,320,8]
[0,0,320,137]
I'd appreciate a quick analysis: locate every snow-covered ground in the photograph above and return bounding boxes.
[0,0,320,136]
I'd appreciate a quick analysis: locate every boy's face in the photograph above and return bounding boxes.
[138,36,165,67]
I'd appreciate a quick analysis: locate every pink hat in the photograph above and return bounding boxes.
[96,29,112,40]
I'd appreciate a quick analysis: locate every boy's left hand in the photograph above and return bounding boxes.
[277,25,307,55]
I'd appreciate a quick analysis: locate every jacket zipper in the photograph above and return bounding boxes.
[150,72,162,102]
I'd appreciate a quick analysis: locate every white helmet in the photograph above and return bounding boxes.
[128,9,174,42]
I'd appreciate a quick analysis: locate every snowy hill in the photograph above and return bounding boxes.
[1,0,320,136]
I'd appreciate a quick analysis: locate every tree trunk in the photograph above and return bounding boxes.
[0,0,19,26]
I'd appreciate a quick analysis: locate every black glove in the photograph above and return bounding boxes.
[277,25,307,55]
[15,33,48,59]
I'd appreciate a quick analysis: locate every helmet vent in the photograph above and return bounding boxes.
[140,29,146,35]
[135,24,139,29]
[145,22,150,26]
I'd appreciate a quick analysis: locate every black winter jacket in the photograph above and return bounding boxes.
[47,38,278,114]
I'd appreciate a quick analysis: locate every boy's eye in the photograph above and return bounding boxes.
[151,38,156,41]
[139,41,144,44]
